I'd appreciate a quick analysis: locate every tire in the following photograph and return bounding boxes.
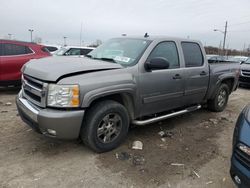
[208,84,229,112]
[81,100,129,153]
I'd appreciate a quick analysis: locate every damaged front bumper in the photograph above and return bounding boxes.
[16,90,85,139]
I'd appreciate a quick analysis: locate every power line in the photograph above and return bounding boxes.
[228,20,250,27]
[228,29,250,32]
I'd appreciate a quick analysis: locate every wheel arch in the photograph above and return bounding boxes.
[83,91,136,121]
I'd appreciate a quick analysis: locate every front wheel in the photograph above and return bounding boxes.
[81,100,129,153]
[208,84,229,112]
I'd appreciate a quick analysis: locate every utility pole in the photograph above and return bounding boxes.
[214,21,228,55]
[28,29,34,42]
[222,21,227,55]
[218,41,222,55]
[243,43,246,56]
[80,22,83,46]
[226,43,229,57]
[63,36,67,46]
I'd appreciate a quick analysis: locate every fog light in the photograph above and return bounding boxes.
[234,175,241,185]
[47,129,57,136]
[238,143,250,156]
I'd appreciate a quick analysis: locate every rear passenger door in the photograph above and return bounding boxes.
[181,42,209,105]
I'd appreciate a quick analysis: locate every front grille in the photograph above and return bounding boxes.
[235,147,250,169]
[239,76,250,83]
[22,75,47,107]
[242,70,250,77]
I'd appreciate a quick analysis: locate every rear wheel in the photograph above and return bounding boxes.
[208,84,229,112]
[81,100,129,153]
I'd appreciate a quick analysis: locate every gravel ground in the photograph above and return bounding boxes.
[0,87,249,188]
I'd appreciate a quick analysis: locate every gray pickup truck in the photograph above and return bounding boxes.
[16,37,240,152]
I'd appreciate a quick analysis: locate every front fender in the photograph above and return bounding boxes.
[81,83,137,108]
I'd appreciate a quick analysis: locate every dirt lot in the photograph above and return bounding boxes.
[0,87,249,188]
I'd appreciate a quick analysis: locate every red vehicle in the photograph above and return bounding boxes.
[0,40,51,86]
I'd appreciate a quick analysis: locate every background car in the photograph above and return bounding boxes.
[55,46,95,57]
[239,58,250,87]
[0,39,51,86]
[206,54,227,63]
[43,44,61,54]
[233,56,249,64]
[231,105,250,188]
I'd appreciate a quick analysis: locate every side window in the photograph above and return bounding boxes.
[25,46,33,54]
[66,48,81,55]
[181,42,203,67]
[148,42,179,69]
[2,43,33,56]
[80,49,93,55]
[45,46,58,52]
[0,43,2,56]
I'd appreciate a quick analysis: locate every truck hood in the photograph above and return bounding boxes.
[23,56,123,82]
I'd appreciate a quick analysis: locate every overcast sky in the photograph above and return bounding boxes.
[1,0,250,49]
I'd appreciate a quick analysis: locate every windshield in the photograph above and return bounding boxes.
[55,47,68,56]
[87,38,151,66]
[245,58,250,64]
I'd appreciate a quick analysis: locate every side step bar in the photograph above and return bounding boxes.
[132,105,201,126]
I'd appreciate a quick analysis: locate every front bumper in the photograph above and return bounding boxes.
[16,91,85,139]
[239,76,250,86]
[230,155,250,188]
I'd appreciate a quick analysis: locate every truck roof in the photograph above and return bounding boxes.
[118,36,202,44]
[62,46,95,49]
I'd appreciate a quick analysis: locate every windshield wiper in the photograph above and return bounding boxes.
[85,55,117,63]
[99,57,117,63]
[90,57,117,63]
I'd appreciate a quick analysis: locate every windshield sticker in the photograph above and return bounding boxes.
[114,56,131,63]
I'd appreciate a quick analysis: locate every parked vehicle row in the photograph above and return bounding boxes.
[16,36,240,153]
[0,40,95,86]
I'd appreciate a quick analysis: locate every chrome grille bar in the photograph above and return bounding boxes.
[242,70,250,77]
[22,75,47,108]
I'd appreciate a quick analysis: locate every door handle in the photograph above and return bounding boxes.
[200,71,207,76]
[173,74,182,80]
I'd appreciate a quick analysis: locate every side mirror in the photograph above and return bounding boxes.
[145,57,170,71]
[240,61,245,64]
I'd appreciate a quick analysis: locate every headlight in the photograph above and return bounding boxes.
[47,84,80,107]
[238,143,250,156]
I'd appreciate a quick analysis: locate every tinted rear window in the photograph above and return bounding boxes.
[80,48,93,55]
[2,43,33,56]
[45,46,58,52]
[181,42,204,67]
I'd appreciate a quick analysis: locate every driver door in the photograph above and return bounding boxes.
[139,41,185,116]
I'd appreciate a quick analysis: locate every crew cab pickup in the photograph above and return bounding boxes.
[16,37,240,152]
